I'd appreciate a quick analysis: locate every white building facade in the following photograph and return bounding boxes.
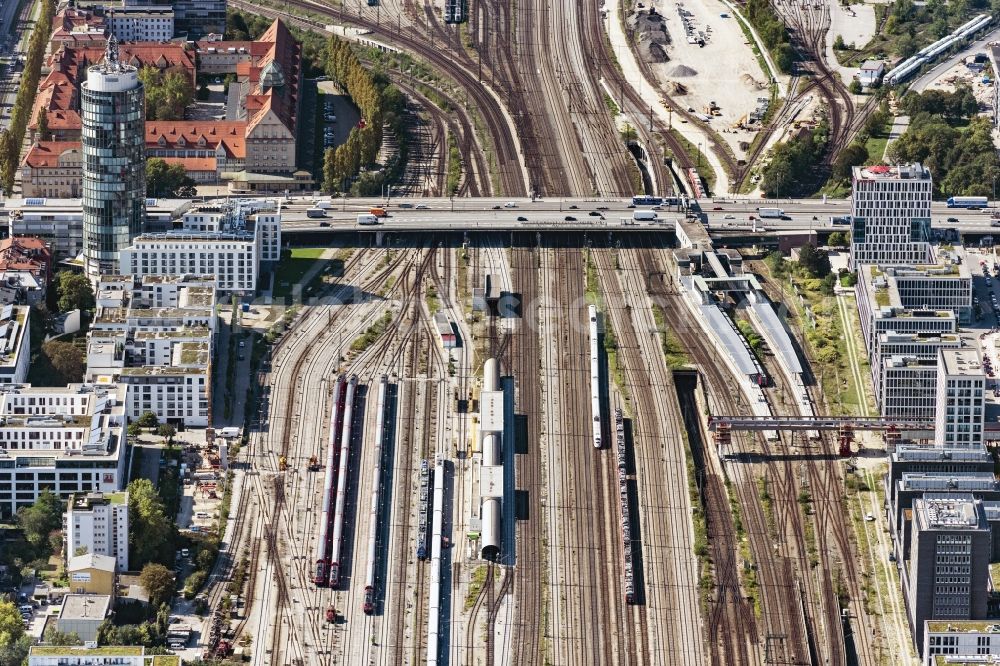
[0,304,31,384]
[107,7,175,42]
[0,384,129,519]
[64,491,129,571]
[850,163,933,268]
[935,348,986,449]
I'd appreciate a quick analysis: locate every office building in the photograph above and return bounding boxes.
[172,0,226,39]
[850,163,933,268]
[935,348,985,450]
[923,622,1000,664]
[64,491,129,571]
[81,35,146,278]
[0,383,129,519]
[106,6,174,42]
[906,494,991,650]
[875,332,962,420]
[20,141,83,198]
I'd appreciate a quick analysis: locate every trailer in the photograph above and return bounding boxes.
[947,196,988,209]
[757,208,784,219]
[632,210,658,221]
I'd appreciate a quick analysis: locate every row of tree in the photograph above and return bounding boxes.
[321,37,385,193]
[0,0,56,194]
[744,0,795,73]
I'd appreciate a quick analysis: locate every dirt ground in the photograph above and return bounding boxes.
[630,0,769,157]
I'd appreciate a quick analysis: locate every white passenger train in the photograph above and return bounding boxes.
[589,304,602,449]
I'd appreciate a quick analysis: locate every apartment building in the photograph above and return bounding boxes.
[106,6,175,42]
[64,491,129,571]
[906,494,991,652]
[0,383,129,519]
[0,237,52,306]
[935,348,985,450]
[88,275,215,426]
[119,200,281,293]
[850,163,934,267]
[0,304,31,384]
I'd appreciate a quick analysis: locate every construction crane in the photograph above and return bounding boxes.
[706,415,934,457]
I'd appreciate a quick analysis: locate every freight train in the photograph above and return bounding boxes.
[589,305,602,449]
[314,376,346,586]
[363,376,389,614]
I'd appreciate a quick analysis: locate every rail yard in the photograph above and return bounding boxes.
[194,217,899,666]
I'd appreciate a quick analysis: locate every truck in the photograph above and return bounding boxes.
[632,210,658,221]
[370,207,388,217]
[757,207,784,219]
[357,214,379,225]
[314,199,332,209]
[307,208,327,218]
[947,196,988,209]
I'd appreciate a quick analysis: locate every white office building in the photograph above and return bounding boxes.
[850,163,933,268]
[0,384,129,519]
[107,6,175,42]
[923,621,1000,663]
[873,332,962,420]
[934,348,985,449]
[87,275,215,426]
[28,645,176,665]
[119,200,281,294]
[64,491,129,571]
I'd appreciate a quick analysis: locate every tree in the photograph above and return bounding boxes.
[128,422,142,438]
[16,490,63,551]
[0,635,31,666]
[128,479,175,567]
[137,411,159,428]
[56,271,95,312]
[157,423,176,443]
[139,563,175,607]
[41,340,85,383]
[43,627,83,645]
[146,158,197,197]
[322,148,338,193]
[798,243,832,278]
[36,107,49,141]
[848,79,863,95]
[828,231,849,247]
[834,34,846,49]
[832,143,868,181]
[138,67,195,121]
[0,600,25,647]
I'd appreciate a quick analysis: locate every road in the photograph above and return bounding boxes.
[272,196,1000,233]
[0,0,36,133]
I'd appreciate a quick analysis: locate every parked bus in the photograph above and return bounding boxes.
[631,195,663,206]
[947,196,988,209]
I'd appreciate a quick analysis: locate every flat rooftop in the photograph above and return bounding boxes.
[915,495,986,530]
[941,347,984,376]
[29,645,144,656]
[59,593,111,620]
[853,163,930,181]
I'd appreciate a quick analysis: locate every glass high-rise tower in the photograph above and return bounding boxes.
[81,35,146,278]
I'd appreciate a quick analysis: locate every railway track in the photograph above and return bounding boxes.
[289,0,530,198]
[638,240,812,665]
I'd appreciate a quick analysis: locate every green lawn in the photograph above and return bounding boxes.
[272,247,331,300]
